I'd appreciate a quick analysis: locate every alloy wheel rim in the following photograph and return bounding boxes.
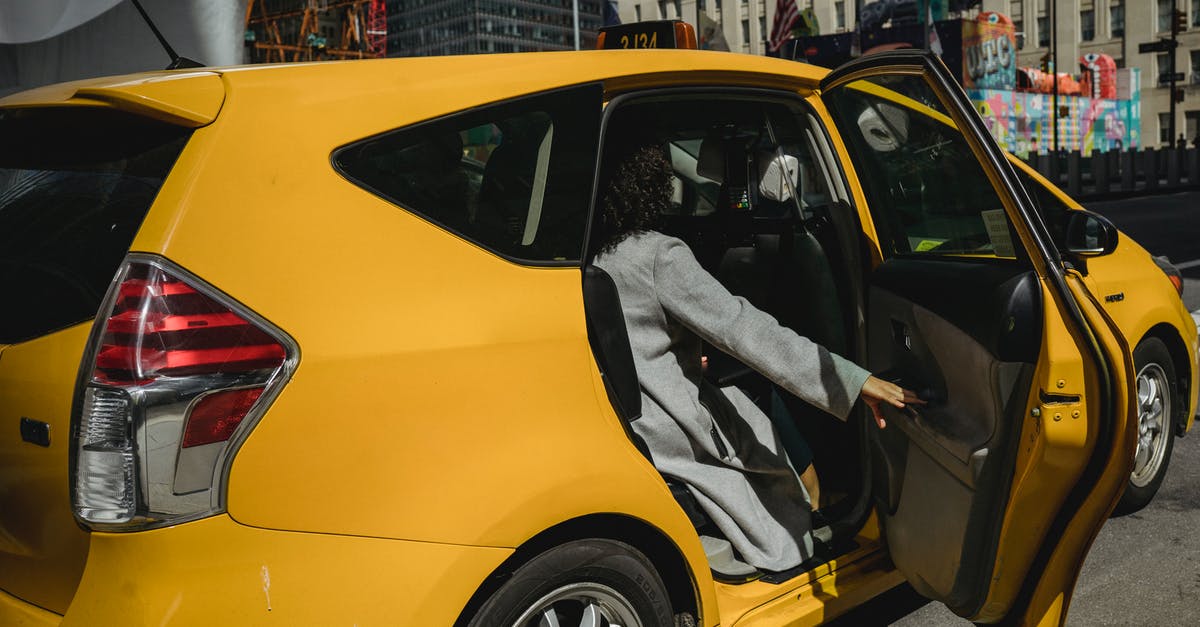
[513,582,643,627]
[1130,362,1171,488]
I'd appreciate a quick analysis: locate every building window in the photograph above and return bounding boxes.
[1192,49,1200,84]
[1186,111,1200,145]
[635,5,641,21]
[1080,10,1095,41]
[1158,52,1173,82]
[658,1,667,19]
[1159,112,1172,144]
[742,19,750,46]
[1110,0,1125,37]
[1037,16,1050,48]
[1158,0,1173,32]
[835,1,846,31]
[1194,0,1200,27]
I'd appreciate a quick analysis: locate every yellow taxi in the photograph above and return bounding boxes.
[0,24,1194,626]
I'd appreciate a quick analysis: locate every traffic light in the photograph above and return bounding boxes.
[1173,10,1187,36]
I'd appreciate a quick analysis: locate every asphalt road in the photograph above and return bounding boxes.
[1086,190,1200,283]
[829,190,1200,626]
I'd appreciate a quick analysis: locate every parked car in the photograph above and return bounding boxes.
[0,40,1194,626]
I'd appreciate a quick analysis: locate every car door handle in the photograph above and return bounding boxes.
[880,371,943,406]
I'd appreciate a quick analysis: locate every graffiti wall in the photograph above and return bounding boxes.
[968,80,1141,157]
[962,14,1016,90]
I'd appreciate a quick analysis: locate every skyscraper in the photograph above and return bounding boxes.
[388,0,605,56]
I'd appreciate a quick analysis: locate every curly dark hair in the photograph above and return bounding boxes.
[595,143,673,254]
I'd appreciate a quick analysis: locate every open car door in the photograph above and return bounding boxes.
[816,50,1137,624]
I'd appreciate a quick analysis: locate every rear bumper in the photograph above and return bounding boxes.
[0,588,61,627]
[60,515,513,625]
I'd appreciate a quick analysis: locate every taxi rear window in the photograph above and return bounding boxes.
[0,108,190,344]
[333,83,601,265]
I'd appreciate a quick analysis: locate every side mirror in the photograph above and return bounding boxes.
[1064,210,1118,257]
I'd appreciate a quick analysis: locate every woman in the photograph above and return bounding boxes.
[592,142,919,572]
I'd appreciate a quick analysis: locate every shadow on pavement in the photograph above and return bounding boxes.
[822,583,934,626]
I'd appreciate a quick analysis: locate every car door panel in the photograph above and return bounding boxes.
[819,50,1132,624]
[866,261,1037,610]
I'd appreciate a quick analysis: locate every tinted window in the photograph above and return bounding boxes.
[0,108,190,344]
[334,84,602,264]
[1013,165,1072,248]
[825,75,1021,260]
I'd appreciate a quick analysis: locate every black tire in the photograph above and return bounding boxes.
[467,539,675,627]
[1114,338,1178,515]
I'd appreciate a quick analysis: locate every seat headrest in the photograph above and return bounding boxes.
[696,130,726,183]
[756,151,800,203]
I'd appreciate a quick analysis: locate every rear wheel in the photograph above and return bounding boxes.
[467,538,675,627]
[1114,338,1178,515]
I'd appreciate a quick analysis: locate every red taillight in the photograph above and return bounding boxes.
[182,387,266,448]
[73,257,295,529]
[93,269,286,385]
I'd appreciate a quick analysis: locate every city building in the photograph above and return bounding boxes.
[989,0,1200,147]
[794,1,1200,147]
[618,1,775,54]
[386,0,605,55]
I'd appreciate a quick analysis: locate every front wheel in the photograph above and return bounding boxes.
[1114,338,1178,515]
[467,539,675,627]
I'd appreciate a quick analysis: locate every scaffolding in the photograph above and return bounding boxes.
[245,0,386,63]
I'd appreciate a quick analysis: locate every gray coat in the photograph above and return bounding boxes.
[593,231,870,572]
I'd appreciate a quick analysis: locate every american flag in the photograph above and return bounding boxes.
[768,0,800,52]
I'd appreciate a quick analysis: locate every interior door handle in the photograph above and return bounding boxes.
[880,370,943,406]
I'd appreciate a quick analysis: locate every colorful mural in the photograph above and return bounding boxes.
[963,12,1017,90]
[968,78,1141,157]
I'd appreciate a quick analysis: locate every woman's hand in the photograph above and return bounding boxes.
[860,375,924,429]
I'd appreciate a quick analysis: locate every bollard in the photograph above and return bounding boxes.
[1167,148,1181,187]
[1037,152,1052,181]
[1068,151,1082,196]
[1144,149,1158,191]
[1092,150,1109,194]
[1121,149,1135,192]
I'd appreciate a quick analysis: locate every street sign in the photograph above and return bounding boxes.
[1139,40,1178,53]
[1159,72,1186,84]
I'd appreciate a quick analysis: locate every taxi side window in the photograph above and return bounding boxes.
[1014,166,1072,249]
[334,84,601,264]
[825,75,1020,260]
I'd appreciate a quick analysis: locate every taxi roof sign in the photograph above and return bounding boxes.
[597,20,698,50]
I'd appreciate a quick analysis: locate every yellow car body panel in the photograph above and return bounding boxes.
[0,588,61,627]
[0,325,91,615]
[1013,273,1137,623]
[973,280,1121,621]
[59,515,512,625]
[713,517,898,626]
